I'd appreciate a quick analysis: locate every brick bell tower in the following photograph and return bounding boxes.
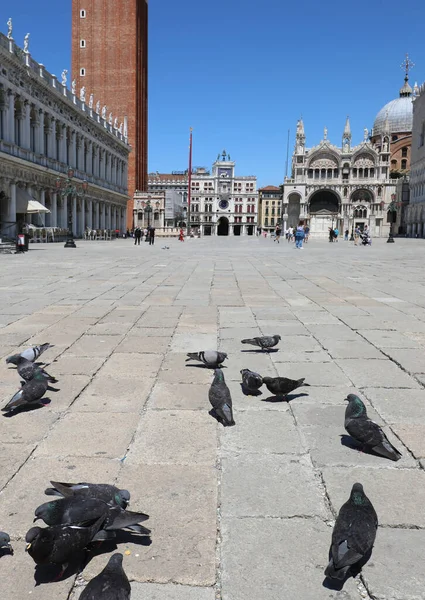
[72,0,148,228]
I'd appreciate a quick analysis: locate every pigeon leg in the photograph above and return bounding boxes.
[54,562,69,581]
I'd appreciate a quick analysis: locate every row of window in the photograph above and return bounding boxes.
[391,159,408,170]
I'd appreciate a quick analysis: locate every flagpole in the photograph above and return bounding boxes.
[187,128,193,238]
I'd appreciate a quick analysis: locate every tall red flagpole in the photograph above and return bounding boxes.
[187,128,193,238]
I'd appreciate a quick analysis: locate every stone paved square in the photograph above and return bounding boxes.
[1,236,425,599]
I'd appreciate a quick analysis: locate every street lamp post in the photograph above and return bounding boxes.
[145,199,152,228]
[387,196,397,244]
[56,168,88,248]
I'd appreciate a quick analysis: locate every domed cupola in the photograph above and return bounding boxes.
[372,55,414,138]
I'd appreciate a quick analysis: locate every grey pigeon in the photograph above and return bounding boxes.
[262,376,308,398]
[325,483,378,580]
[34,496,150,536]
[80,553,131,600]
[0,532,12,554]
[240,368,263,392]
[209,368,235,426]
[344,394,402,461]
[25,515,104,572]
[241,335,281,351]
[6,343,54,365]
[44,481,130,509]
[15,357,57,383]
[186,351,228,368]
[2,370,49,412]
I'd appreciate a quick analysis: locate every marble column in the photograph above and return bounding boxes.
[71,131,77,168]
[72,196,77,235]
[7,91,15,144]
[87,199,93,229]
[39,189,48,226]
[51,192,58,227]
[7,182,16,237]
[87,142,93,175]
[79,197,85,236]
[38,108,44,154]
[95,202,100,229]
[23,101,31,149]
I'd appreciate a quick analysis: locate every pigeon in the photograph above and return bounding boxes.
[325,483,378,580]
[25,515,105,571]
[6,343,54,365]
[2,370,49,412]
[344,394,402,461]
[80,553,131,600]
[44,481,130,509]
[209,368,235,426]
[34,496,150,535]
[240,368,263,392]
[241,335,281,351]
[0,532,12,554]
[186,351,228,368]
[262,376,309,398]
[15,357,57,383]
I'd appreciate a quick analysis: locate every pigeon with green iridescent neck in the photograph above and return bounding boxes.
[34,496,150,536]
[209,368,235,426]
[325,483,378,580]
[344,394,402,461]
[2,370,49,412]
[80,553,131,600]
[6,343,54,365]
[44,481,130,509]
[15,357,57,383]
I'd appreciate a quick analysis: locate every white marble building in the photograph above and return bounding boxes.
[191,152,257,236]
[0,24,130,239]
[283,118,399,238]
[407,82,425,236]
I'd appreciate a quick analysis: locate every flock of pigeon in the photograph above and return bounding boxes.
[1,343,150,598]
[0,333,404,594]
[186,334,402,585]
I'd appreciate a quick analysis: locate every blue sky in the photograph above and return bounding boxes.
[6,0,425,186]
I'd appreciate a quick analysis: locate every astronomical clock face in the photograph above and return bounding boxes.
[219,199,229,210]
[218,168,232,179]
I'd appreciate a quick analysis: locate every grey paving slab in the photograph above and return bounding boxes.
[336,358,420,388]
[221,454,329,518]
[323,467,425,527]
[127,409,217,466]
[2,237,425,599]
[362,528,425,600]
[221,517,359,600]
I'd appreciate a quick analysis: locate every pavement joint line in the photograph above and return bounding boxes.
[214,295,223,600]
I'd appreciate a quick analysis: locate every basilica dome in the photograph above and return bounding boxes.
[372,77,413,137]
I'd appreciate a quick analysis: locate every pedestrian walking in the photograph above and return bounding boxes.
[148,226,155,246]
[344,229,349,241]
[287,226,294,242]
[304,225,310,243]
[329,228,334,242]
[179,227,185,242]
[295,221,305,249]
[334,227,339,242]
[354,226,360,246]
[274,224,282,244]
[143,228,148,242]
[134,227,142,245]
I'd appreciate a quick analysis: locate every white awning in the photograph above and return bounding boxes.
[27,200,50,214]
[16,188,50,214]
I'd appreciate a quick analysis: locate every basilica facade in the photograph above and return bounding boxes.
[283,68,416,238]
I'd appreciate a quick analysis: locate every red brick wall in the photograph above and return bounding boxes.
[72,0,148,228]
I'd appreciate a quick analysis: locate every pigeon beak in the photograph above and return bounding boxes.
[33,517,38,523]
[25,543,31,551]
